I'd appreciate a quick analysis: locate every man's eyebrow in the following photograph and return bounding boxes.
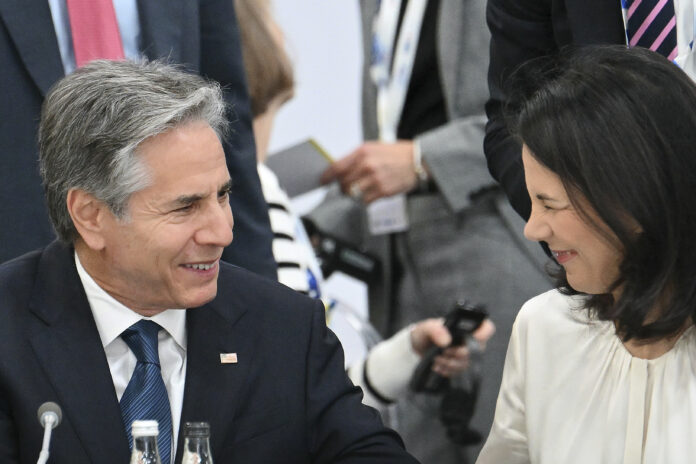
[168,179,233,208]
[219,179,233,194]
[172,193,205,206]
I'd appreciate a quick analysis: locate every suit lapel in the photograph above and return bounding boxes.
[137,0,184,62]
[174,271,254,462]
[28,242,130,463]
[0,0,64,96]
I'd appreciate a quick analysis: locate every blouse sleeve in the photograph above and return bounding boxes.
[476,311,531,464]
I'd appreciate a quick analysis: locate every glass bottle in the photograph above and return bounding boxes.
[180,422,213,464]
[130,420,162,464]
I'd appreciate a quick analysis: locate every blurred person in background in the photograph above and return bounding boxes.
[234,0,495,426]
[307,1,551,462]
[477,45,696,464]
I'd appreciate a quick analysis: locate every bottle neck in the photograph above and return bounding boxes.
[131,435,161,464]
[182,436,212,463]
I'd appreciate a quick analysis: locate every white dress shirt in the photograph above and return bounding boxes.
[477,289,696,464]
[672,0,696,79]
[75,252,186,463]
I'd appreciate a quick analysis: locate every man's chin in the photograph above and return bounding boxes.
[182,286,218,309]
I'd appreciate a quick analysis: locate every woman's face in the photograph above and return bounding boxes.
[522,145,623,295]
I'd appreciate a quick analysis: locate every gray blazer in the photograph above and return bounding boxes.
[308,0,550,334]
[361,0,494,213]
[311,0,495,240]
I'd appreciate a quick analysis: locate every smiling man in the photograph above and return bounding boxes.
[72,120,234,316]
[0,60,417,464]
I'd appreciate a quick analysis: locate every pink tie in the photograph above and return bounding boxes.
[626,0,678,61]
[66,0,125,68]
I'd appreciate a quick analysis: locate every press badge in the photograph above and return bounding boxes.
[367,194,409,235]
[366,0,425,237]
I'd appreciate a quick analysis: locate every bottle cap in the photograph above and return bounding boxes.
[183,422,210,438]
[132,420,159,437]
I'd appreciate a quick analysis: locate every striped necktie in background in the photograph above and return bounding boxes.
[625,0,678,60]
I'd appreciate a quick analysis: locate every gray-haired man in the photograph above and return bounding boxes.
[0,60,418,464]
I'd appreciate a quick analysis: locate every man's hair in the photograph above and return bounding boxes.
[39,59,228,242]
[235,0,294,117]
[513,45,696,341]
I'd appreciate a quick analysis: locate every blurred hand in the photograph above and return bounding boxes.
[320,141,417,203]
[410,318,496,378]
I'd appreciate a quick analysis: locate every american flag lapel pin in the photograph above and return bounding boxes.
[220,353,238,364]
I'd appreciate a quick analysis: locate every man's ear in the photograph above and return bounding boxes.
[66,189,110,251]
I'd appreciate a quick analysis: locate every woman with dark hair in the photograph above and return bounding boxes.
[476,45,696,464]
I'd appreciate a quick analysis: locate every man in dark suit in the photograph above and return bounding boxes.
[0,59,418,464]
[0,0,276,279]
[484,0,625,219]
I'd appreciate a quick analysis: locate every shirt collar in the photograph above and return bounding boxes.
[74,251,187,350]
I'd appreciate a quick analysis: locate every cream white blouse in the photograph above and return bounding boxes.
[476,290,696,464]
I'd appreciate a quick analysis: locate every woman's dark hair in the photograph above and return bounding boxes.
[513,45,696,341]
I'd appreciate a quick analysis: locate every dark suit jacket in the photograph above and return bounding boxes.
[0,241,418,464]
[484,0,626,219]
[0,0,276,279]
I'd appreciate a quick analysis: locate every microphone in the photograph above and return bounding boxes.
[36,402,62,464]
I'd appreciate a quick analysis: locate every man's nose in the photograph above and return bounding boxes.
[196,201,234,247]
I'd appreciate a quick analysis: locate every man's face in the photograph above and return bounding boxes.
[90,121,234,315]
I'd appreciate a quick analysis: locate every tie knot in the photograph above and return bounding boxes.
[121,320,162,366]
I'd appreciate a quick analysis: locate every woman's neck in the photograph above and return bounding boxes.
[621,322,691,360]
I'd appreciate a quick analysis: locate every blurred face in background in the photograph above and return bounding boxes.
[236,0,294,162]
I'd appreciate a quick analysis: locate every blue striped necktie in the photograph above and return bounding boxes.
[626,0,678,60]
[120,320,172,464]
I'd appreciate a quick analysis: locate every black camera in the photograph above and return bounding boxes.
[410,301,488,446]
[301,217,381,284]
[410,302,487,393]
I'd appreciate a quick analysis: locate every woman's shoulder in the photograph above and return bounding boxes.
[511,290,617,374]
[519,289,587,317]
[514,289,596,336]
